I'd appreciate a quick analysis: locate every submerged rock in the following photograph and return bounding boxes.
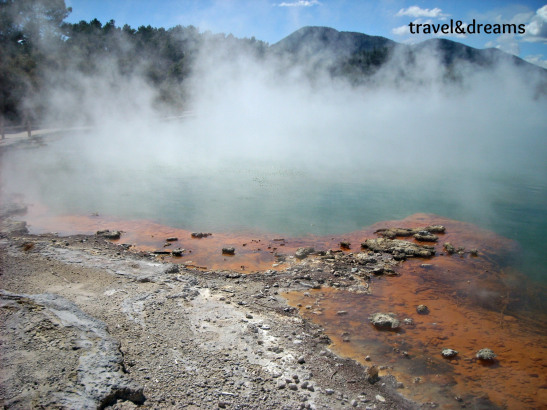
[441,348,459,358]
[361,238,435,258]
[295,247,315,259]
[222,247,235,255]
[476,348,497,361]
[369,312,400,329]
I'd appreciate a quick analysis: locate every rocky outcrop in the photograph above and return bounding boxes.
[374,225,445,239]
[361,238,435,259]
[0,290,144,409]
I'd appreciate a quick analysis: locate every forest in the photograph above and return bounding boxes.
[0,0,270,125]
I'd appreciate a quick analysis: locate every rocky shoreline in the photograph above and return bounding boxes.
[0,212,424,409]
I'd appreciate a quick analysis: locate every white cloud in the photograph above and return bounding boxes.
[522,5,547,42]
[396,6,448,19]
[510,11,535,25]
[485,34,520,56]
[392,24,409,35]
[277,0,320,7]
[524,54,547,69]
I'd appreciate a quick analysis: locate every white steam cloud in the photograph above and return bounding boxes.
[1,30,546,238]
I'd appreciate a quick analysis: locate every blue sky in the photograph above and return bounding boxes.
[65,1,547,68]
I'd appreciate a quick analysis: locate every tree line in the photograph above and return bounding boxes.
[0,0,267,125]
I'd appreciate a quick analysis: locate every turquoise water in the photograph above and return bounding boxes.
[1,131,546,282]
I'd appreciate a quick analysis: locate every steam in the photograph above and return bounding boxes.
[1,28,546,245]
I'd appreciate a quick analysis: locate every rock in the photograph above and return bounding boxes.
[297,356,306,364]
[96,230,121,240]
[470,248,479,256]
[375,225,445,239]
[375,228,414,239]
[403,318,414,326]
[336,310,348,315]
[443,242,456,254]
[295,247,315,259]
[172,248,184,257]
[416,305,429,314]
[166,237,178,242]
[476,348,497,361]
[366,365,379,383]
[152,250,171,255]
[372,267,385,275]
[361,238,434,257]
[413,231,438,242]
[376,394,386,402]
[191,232,212,238]
[164,264,180,274]
[340,241,351,249]
[441,348,458,358]
[369,312,400,329]
[221,247,235,255]
[325,389,335,396]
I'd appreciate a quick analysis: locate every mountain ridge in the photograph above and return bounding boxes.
[271,26,545,73]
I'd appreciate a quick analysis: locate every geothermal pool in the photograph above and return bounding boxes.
[2,129,546,281]
[1,130,546,408]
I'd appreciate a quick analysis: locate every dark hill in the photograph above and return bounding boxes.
[270,26,396,58]
[270,26,546,78]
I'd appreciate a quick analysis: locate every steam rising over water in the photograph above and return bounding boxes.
[1,41,546,281]
[1,34,547,408]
